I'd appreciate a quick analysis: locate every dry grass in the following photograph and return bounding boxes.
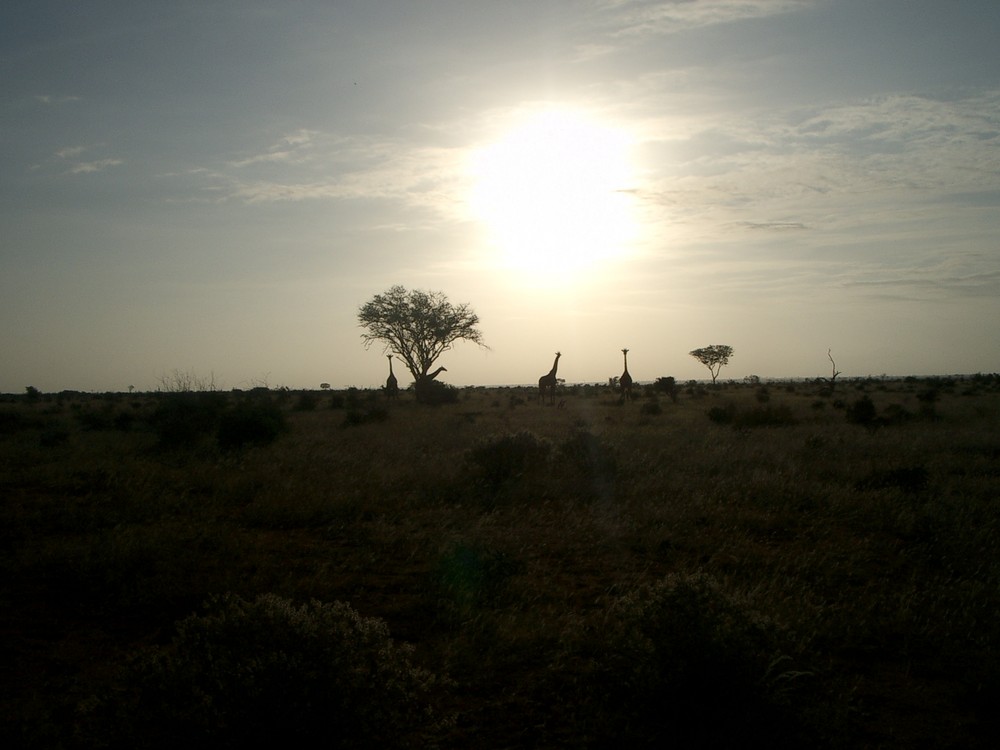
[2,377,999,747]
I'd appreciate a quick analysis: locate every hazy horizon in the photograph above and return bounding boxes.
[3,1,999,393]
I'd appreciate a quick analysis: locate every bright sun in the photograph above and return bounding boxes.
[468,108,639,282]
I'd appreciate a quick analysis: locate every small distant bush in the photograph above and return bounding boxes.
[558,429,617,481]
[654,377,678,403]
[845,395,877,428]
[640,400,662,416]
[341,405,389,427]
[39,426,71,448]
[466,431,551,490]
[293,391,320,411]
[415,379,459,405]
[217,400,287,450]
[707,403,737,425]
[151,392,228,448]
[78,593,445,749]
[76,407,116,431]
[733,405,797,428]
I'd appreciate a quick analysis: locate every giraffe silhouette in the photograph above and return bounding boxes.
[619,348,633,402]
[413,366,447,403]
[539,352,561,405]
[385,355,398,399]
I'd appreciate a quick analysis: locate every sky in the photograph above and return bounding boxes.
[2,0,999,392]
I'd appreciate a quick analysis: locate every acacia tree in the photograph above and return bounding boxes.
[689,344,734,385]
[358,285,487,386]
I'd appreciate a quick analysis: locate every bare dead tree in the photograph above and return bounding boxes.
[819,349,841,393]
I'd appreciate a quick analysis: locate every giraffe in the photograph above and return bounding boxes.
[538,352,561,405]
[619,348,633,402]
[385,355,398,400]
[413,366,447,403]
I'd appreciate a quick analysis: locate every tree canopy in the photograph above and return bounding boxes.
[358,285,487,383]
[689,345,734,384]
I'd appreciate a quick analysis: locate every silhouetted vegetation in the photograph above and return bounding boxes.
[78,593,445,748]
[2,377,999,747]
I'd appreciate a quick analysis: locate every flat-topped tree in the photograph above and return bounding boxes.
[689,344,734,385]
[358,285,487,401]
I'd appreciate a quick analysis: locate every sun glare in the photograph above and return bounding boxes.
[468,108,639,282]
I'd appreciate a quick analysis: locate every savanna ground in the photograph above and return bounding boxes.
[2,376,999,747]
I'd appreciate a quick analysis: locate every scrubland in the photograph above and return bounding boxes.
[2,376,999,747]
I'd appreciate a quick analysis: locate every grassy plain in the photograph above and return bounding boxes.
[2,377,999,747]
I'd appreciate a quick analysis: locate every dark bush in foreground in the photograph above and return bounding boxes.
[216,400,287,449]
[563,573,813,747]
[78,593,446,749]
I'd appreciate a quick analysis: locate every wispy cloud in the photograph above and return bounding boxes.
[591,0,817,39]
[31,145,124,175]
[183,130,469,216]
[34,94,81,105]
[67,158,124,174]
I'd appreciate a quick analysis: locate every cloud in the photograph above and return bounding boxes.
[183,129,470,216]
[34,94,81,105]
[67,159,123,174]
[591,0,817,39]
[738,221,808,231]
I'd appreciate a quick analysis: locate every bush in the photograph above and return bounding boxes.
[465,431,551,490]
[707,402,737,425]
[733,405,797,428]
[341,405,389,427]
[151,392,228,448]
[559,429,617,481]
[640,400,662,416]
[216,400,287,450]
[434,542,523,621]
[78,593,445,749]
[414,379,459,405]
[846,395,877,428]
[565,573,809,747]
[293,391,320,411]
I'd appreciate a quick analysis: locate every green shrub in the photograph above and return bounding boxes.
[79,593,445,749]
[566,573,809,747]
